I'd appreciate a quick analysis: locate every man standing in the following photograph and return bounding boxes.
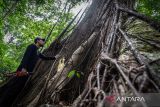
[17,37,56,74]
[0,37,57,106]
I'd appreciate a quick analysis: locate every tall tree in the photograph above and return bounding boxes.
[12,0,160,107]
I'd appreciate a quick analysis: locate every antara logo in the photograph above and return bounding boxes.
[116,96,145,102]
[106,95,145,103]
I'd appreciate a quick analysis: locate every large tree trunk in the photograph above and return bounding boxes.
[13,0,160,107]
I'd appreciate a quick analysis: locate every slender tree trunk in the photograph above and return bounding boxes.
[13,0,160,107]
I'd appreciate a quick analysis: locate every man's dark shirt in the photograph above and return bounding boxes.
[17,44,55,72]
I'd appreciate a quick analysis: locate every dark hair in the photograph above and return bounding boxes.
[34,37,45,44]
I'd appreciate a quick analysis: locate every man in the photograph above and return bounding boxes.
[16,37,56,75]
[0,37,57,107]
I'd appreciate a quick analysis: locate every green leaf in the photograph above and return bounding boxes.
[76,72,81,78]
[67,70,76,78]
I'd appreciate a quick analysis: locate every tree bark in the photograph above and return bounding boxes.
[13,0,160,107]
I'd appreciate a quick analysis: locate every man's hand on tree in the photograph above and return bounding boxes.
[21,68,29,76]
[22,68,26,72]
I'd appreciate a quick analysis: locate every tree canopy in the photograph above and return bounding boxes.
[0,0,84,73]
[137,0,160,21]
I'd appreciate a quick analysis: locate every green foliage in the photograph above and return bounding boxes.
[76,72,81,78]
[136,0,160,21]
[0,0,81,75]
[67,70,81,78]
[67,70,76,78]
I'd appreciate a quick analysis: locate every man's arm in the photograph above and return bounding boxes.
[38,53,56,60]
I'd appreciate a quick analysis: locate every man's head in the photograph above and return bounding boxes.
[34,37,45,47]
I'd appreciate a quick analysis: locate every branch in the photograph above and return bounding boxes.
[101,53,147,107]
[96,62,101,90]
[101,67,107,89]
[72,72,94,107]
[119,28,144,65]
[117,6,160,32]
